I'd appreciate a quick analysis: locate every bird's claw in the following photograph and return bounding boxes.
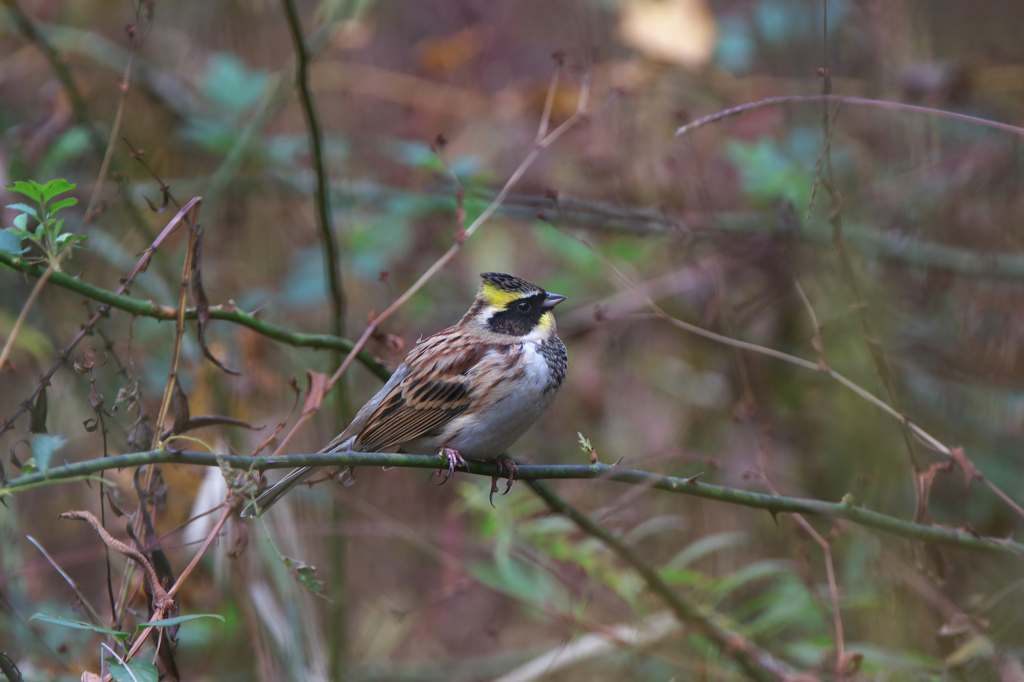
[497,457,518,495]
[489,457,519,507]
[437,447,467,486]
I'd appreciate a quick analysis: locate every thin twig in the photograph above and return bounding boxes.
[147,200,201,451]
[25,536,105,627]
[125,501,234,662]
[675,94,1024,139]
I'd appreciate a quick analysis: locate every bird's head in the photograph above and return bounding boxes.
[463,272,566,339]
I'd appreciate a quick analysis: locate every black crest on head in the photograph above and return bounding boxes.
[480,272,541,294]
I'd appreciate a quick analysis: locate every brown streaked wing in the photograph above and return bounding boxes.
[353,333,494,452]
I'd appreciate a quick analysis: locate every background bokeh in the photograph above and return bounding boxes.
[2,0,1024,679]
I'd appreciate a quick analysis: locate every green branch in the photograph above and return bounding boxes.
[530,480,795,681]
[3,450,1020,556]
[0,250,391,381]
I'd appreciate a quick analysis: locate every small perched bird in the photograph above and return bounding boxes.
[242,272,567,516]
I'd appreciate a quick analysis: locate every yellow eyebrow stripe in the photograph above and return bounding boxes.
[480,282,521,308]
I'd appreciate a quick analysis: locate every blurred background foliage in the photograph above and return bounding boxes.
[2,0,1024,679]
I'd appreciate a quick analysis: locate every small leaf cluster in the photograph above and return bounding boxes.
[3,178,86,268]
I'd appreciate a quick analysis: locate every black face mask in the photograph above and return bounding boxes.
[487,292,550,336]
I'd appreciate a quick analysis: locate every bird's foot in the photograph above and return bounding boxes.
[489,455,519,508]
[436,447,467,485]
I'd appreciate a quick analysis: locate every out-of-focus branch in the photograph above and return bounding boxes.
[0,0,105,157]
[675,94,1024,139]
[281,0,345,352]
[281,175,1024,280]
[4,450,1022,556]
[0,250,391,381]
[528,480,798,682]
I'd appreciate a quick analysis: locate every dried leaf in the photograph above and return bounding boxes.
[127,419,155,453]
[301,371,328,418]
[912,460,953,524]
[190,228,240,375]
[144,184,171,213]
[949,446,979,486]
[171,380,190,436]
[27,388,47,434]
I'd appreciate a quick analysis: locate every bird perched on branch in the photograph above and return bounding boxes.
[242,272,568,516]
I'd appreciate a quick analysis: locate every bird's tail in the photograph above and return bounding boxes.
[240,466,316,518]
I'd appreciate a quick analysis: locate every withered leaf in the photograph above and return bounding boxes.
[28,388,48,434]
[190,228,240,376]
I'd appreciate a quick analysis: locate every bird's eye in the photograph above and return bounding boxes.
[516,301,532,313]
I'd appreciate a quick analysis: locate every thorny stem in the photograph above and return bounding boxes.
[0,249,391,381]
[4,450,1022,556]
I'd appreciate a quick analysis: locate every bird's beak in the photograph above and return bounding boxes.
[542,292,567,309]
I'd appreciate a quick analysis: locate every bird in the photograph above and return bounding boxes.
[242,272,568,517]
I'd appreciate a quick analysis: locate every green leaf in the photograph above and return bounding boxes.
[7,180,44,203]
[48,197,78,213]
[283,557,328,600]
[30,613,129,641]
[666,532,748,569]
[39,179,76,202]
[709,559,793,603]
[55,233,87,248]
[0,228,24,254]
[39,128,92,178]
[6,203,38,217]
[106,660,159,682]
[134,613,225,634]
[30,433,66,472]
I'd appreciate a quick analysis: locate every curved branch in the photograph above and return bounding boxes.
[3,450,1020,556]
[0,250,391,381]
[675,94,1024,139]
